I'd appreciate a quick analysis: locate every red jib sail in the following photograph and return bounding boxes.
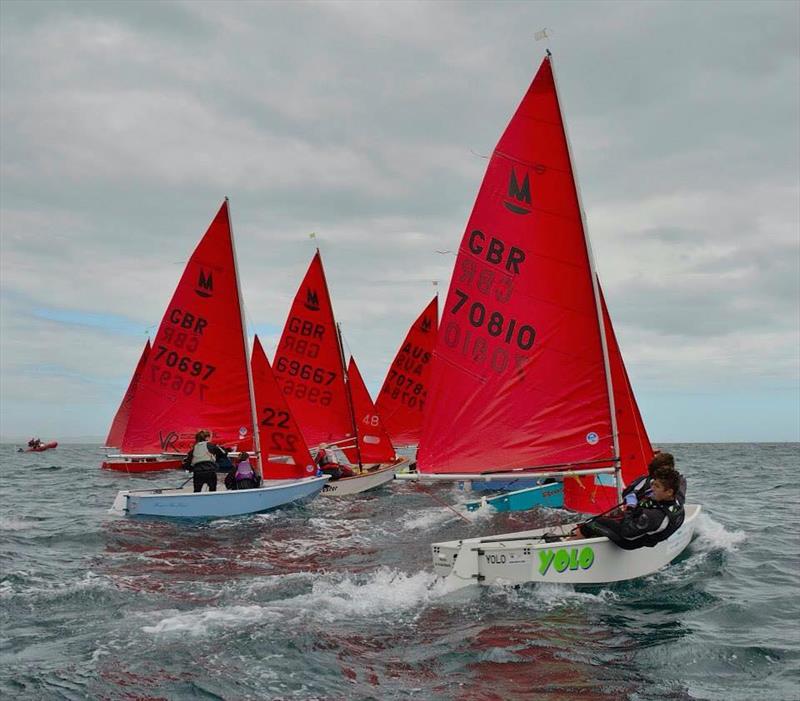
[251,335,317,479]
[376,296,438,446]
[105,339,151,448]
[342,357,396,464]
[121,201,254,454]
[564,281,654,512]
[417,55,616,475]
[273,251,354,448]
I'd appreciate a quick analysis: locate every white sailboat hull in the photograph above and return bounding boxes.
[320,460,404,497]
[109,476,329,518]
[432,504,701,589]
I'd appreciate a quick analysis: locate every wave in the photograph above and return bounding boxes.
[141,567,440,638]
[693,511,746,552]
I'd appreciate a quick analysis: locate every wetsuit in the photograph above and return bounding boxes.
[183,441,226,492]
[581,497,685,550]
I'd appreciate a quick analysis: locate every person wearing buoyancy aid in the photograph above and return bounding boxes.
[225,452,261,490]
[570,466,685,550]
[622,452,687,508]
[183,431,227,493]
[315,444,355,480]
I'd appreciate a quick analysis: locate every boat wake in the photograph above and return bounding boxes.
[141,567,441,638]
[692,511,746,552]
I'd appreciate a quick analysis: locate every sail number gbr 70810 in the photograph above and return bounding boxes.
[450,289,535,351]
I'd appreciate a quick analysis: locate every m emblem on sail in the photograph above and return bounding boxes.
[304,288,320,311]
[195,269,214,298]
[503,167,532,215]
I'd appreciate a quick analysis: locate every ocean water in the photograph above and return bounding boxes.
[0,443,798,700]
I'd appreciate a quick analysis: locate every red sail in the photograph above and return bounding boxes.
[273,251,353,448]
[105,339,151,447]
[342,357,396,464]
[417,55,615,474]
[121,201,254,454]
[251,336,317,479]
[376,296,438,446]
[564,282,654,513]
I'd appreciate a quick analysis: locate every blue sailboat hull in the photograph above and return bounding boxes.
[465,481,563,512]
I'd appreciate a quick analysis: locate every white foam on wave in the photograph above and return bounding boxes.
[0,516,30,531]
[402,507,460,530]
[142,604,281,636]
[491,580,618,610]
[693,511,746,552]
[278,567,441,623]
[0,569,114,600]
[143,568,442,635]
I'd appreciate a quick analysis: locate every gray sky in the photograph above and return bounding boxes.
[1,0,798,443]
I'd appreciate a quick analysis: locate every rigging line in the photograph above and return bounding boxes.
[413,482,472,524]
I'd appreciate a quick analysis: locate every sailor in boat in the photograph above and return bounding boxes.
[565,466,686,550]
[214,444,235,474]
[182,431,229,492]
[224,452,262,490]
[315,443,355,480]
[28,437,42,450]
[623,452,687,507]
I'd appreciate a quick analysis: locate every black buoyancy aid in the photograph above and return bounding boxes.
[634,498,685,547]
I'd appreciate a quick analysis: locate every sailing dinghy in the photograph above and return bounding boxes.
[109,201,327,518]
[273,251,406,495]
[102,202,258,473]
[403,53,698,588]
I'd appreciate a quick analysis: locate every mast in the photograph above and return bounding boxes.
[337,322,363,470]
[227,197,263,477]
[547,51,621,500]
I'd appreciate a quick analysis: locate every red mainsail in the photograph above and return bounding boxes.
[121,201,254,454]
[417,55,616,475]
[273,251,354,449]
[105,339,151,448]
[376,296,438,446]
[343,357,396,464]
[564,282,654,512]
[251,335,317,479]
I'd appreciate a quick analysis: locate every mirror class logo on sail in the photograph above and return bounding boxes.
[503,167,535,215]
[195,269,214,298]
[304,288,320,312]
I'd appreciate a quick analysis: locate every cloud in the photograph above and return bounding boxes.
[1,1,798,440]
